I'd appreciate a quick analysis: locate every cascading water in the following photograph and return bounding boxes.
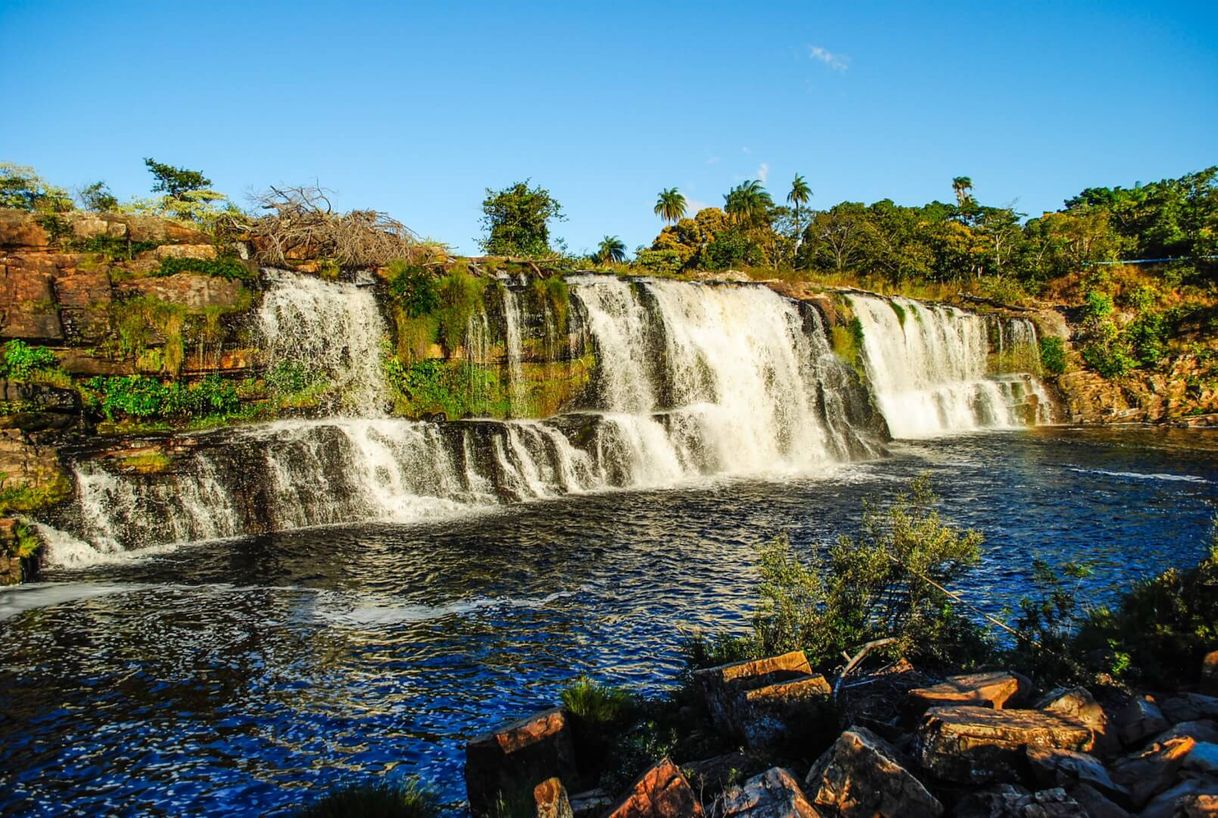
[257,270,390,415]
[40,274,893,561]
[847,294,1051,438]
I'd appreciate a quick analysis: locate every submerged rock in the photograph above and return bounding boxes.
[805,726,943,817]
[464,708,578,818]
[908,672,1029,715]
[720,767,820,818]
[916,706,1093,784]
[694,651,833,752]
[603,758,703,818]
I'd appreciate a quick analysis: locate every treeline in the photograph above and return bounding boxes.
[639,168,1218,289]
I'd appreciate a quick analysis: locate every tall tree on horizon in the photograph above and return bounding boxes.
[952,176,974,207]
[724,180,773,225]
[787,173,812,254]
[595,235,627,264]
[654,188,687,223]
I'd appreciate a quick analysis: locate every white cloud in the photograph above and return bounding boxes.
[808,45,849,71]
[757,163,769,184]
[686,198,713,214]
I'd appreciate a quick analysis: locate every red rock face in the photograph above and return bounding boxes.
[603,758,703,818]
[807,728,943,818]
[464,708,578,818]
[907,671,1030,714]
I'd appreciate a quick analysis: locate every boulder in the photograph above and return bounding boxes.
[1184,741,1218,775]
[464,708,578,818]
[1,264,63,340]
[682,751,755,795]
[152,243,217,261]
[534,777,574,818]
[953,785,1088,817]
[1063,783,1129,818]
[1108,736,1195,809]
[603,758,703,818]
[1137,778,1218,818]
[694,651,833,752]
[908,671,1030,716]
[805,727,942,817]
[1036,687,1116,757]
[720,767,820,818]
[1160,693,1218,725]
[1111,696,1169,748]
[1156,720,1218,745]
[0,210,49,249]
[568,789,613,818]
[1024,747,1126,801]
[917,706,1093,784]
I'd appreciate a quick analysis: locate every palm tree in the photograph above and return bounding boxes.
[952,176,974,207]
[724,180,773,225]
[654,188,687,224]
[787,173,812,248]
[595,235,627,265]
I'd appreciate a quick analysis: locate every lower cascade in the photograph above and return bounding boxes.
[37,276,1054,563]
[847,294,1052,438]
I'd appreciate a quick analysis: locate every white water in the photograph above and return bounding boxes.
[257,270,390,414]
[847,294,1051,438]
[502,287,527,415]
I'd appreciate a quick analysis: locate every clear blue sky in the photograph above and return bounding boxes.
[2,1,1215,255]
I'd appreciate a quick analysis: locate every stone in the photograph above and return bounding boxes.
[534,777,573,818]
[603,758,703,818]
[152,243,218,261]
[1185,741,1218,775]
[953,785,1088,818]
[1108,736,1195,808]
[0,210,49,249]
[720,767,820,818]
[69,214,109,240]
[1203,651,1218,691]
[464,708,578,818]
[568,789,613,818]
[908,671,1030,715]
[1111,696,1169,748]
[916,706,1093,784]
[1157,720,1218,745]
[1161,694,1218,725]
[116,273,246,311]
[1037,687,1116,757]
[1063,783,1129,818]
[806,727,942,817]
[1,264,63,340]
[694,651,833,752]
[682,751,755,795]
[1024,747,1126,801]
[52,263,112,344]
[1137,778,1218,818]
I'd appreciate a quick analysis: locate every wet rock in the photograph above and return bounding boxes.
[720,767,819,818]
[603,758,703,818]
[1037,687,1116,757]
[534,777,574,818]
[917,706,1093,784]
[1112,696,1169,748]
[1024,747,1126,801]
[1108,736,1195,809]
[1161,693,1218,725]
[694,651,833,752]
[464,708,578,818]
[908,672,1030,715]
[806,726,942,817]
[1137,778,1218,818]
[1063,783,1129,818]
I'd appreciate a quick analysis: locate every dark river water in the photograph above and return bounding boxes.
[1,428,1215,816]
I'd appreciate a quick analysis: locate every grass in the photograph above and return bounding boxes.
[295,780,439,818]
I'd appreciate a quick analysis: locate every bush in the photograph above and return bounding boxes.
[1007,559,1095,685]
[83,375,240,421]
[634,248,685,276]
[1039,336,1067,376]
[295,779,439,818]
[387,261,439,317]
[156,255,253,281]
[1,340,59,381]
[561,677,639,778]
[1081,339,1136,378]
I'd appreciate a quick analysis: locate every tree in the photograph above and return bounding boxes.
[787,174,812,253]
[0,163,73,212]
[143,158,212,199]
[952,176,974,207]
[79,181,118,212]
[654,188,686,224]
[724,180,773,226]
[595,235,627,265]
[479,180,564,257]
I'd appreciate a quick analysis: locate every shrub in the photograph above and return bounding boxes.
[1,340,59,381]
[634,248,685,276]
[1081,339,1136,378]
[1007,559,1095,685]
[561,677,639,778]
[434,269,487,353]
[1039,336,1067,376]
[387,261,440,317]
[295,779,439,818]
[83,375,240,421]
[156,255,253,281]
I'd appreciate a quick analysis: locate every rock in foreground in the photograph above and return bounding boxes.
[805,726,942,817]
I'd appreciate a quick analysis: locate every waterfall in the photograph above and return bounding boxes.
[847,294,1051,438]
[257,270,389,415]
[40,275,895,562]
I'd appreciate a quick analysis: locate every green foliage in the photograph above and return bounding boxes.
[634,248,684,276]
[747,475,988,670]
[83,375,240,421]
[594,235,627,265]
[79,181,119,212]
[889,301,907,326]
[654,188,687,224]
[434,268,487,352]
[599,720,680,795]
[830,317,866,371]
[531,276,571,336]
[0,163,73,212]
[1039,336,1067,376]
[388,261,440,317]
[74,234,159,259]
[144,158,212,199]
[156,255,253,281]
[385,358,507,419]
[295,779,439,818]
[1,340,59,381]
[1008,559,1095,685]
[562,677,639,778]
[266,361,324,395]
[704,228,763,270]
[479,181,564,257]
